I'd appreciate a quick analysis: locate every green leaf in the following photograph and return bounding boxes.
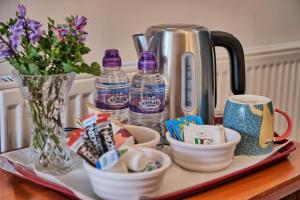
[8,18,17,26]
[18,64,30,75]
[91,62,100,69]
[0,20,13,36]
[80,46,90,54]
[9,60,28,75]
[0,22,7,28]
[78,62,101,76]
[66,15,74,24]
[60,44,71,53]
[38,37,51,50]
[62,62,73,73]
[0,22,9,35]
[9,59,20,68]
[0,28,7,35]
[54,47,60,55]
[89,62,101,76]
[28,63,39,74]
[21,36,30,46]
[29,46,39,58]
[47,17,55,25]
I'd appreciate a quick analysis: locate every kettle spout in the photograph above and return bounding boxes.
[132,33,148,57]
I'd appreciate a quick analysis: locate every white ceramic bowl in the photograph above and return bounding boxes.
[83,147,172,200]
[166,126,241,172]
[124,125,160,149]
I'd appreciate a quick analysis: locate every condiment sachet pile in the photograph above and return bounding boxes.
[66,113,161,173]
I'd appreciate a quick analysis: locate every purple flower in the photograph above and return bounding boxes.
[54,27,69,41]
[78,31,87,42]
[10,19,24,34]
[27,19,43,43]
[9,33,24,49]
[0,42,13,59]
[9,19,25,49]
[63,16,88,43]
[60,27,69,37]
[27,19,42,30]
[29,31,41,43]
[18,4,26,19]
[8,11,44,47]
[74,16,87,29]
[9,22,25,49]
[71,29,87,42]
[0,48,13,58]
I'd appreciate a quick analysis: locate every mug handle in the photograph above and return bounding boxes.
[273,108,293,142]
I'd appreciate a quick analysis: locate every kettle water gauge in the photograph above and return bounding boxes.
[181,52,196,115]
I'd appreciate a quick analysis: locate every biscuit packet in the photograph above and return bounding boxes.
[82,113,115,154]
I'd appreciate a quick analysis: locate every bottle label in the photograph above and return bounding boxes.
[130,84,165,114]
[95,83,129,110]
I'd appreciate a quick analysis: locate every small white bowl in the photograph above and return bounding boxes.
[166,126,241,172]
[83,147,172,200]
[124,125,160,149]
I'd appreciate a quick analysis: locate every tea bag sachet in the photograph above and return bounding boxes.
[184,125,226,145]
[165,115,203,141]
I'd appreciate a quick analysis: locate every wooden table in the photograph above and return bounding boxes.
[1,143,300,200]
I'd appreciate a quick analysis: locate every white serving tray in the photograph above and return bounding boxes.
[0,140,294,200]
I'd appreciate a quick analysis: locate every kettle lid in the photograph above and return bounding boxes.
[150,24,208,31]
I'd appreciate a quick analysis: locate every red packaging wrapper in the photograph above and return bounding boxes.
[111,120,135,149]
[66,129,100,166]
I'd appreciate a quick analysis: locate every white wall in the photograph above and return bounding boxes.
[1,0,300,74]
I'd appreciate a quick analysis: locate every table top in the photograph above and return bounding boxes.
[1,143,300,200]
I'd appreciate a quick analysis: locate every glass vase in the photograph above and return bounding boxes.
[13,71,75,175]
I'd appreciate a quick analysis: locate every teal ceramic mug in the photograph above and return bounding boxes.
[223,95,292,155]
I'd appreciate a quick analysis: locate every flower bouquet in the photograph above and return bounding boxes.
[0,5,100,174]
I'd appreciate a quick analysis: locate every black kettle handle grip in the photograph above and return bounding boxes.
[211,31,246,94]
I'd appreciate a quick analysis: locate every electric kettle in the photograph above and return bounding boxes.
[133,24,245,124]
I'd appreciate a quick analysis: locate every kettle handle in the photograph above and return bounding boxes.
[211,31,246,94]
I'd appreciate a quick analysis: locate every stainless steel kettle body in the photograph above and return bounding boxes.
[133,24,245,124]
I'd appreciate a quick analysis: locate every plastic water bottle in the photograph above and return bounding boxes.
[129,51,166,132]
[95,49,129,122]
